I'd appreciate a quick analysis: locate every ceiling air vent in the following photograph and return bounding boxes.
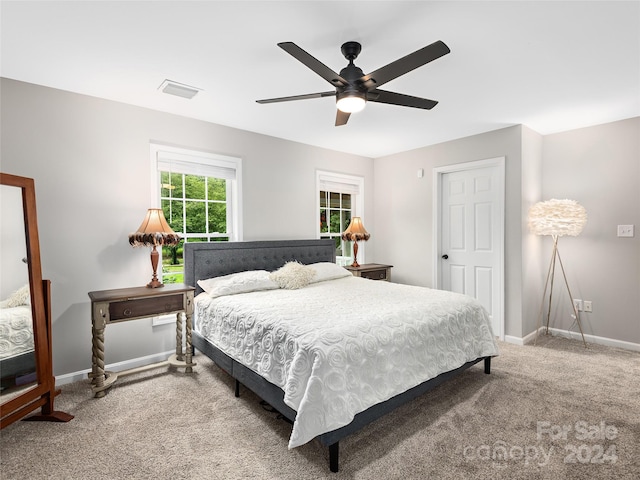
[159,79,201,99]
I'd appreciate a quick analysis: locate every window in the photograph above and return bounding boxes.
[150,144,242,287]
[316,171,364,265]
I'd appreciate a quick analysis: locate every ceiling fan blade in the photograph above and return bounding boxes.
[278,42,348,87]
[360,40,450,89]
[256,91,336,104]
[367,89,438,109]
[335,109,351,126]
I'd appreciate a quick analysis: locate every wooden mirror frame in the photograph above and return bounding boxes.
[0,173,72,428]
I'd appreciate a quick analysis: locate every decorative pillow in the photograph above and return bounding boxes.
[309,262,352,283]
[197,270,278,298]
[269,261,316,290]
[5,284,30,307]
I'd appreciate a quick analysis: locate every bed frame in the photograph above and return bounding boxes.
[1,352,36,391]
[184,239,491,472]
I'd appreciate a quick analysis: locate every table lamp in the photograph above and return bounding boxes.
[129,208,181,288]
[341,217,370,267]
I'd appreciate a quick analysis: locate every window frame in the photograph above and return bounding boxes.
[150,143,243,325]
[315,170,365,266]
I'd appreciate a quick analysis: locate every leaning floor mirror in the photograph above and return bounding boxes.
[0,172,72,428]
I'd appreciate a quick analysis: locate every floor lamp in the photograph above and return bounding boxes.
[529,199,588,347]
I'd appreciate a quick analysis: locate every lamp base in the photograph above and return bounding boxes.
[147,245,164,288]
[146,279,164,288]
[534,236,586,347]
[350,241,361,267]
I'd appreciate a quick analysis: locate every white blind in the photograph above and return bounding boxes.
[318,173,360,195]
[157,150,236,180]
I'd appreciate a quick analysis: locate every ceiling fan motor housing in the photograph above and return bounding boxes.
[337,42,368,107]
[337,65,367,97]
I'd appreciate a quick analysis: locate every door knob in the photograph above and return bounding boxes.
[442,254,449,259]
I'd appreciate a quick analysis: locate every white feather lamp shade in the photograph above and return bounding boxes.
[528,199,587,237]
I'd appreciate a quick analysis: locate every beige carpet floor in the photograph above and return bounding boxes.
[1,335,639,479]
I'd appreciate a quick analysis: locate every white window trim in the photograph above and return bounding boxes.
[150,143,243,240]
[150,143,243,326]
[316,170,365,266]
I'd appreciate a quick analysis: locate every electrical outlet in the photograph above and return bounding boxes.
[573,299,583,312]
[617,225,634,237]
[584,301,593,313]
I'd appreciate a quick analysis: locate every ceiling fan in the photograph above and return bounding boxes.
[256,40,450,126]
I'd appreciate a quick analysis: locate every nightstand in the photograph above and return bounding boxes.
[88,283,195,397]
[344,263,393,281]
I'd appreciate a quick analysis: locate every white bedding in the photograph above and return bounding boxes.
[195,275,499,448]
[0,305,34,360]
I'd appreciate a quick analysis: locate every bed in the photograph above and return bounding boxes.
[0,303,36,391]
[184,239,499,472]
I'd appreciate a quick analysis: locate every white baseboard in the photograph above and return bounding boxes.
[504,335,522,345]
[505,328,640,352]
[55,350,176,386]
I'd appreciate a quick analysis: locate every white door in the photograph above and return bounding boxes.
[435,158,504,339]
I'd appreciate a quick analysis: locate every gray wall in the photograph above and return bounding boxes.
[541,118,640,344]
[0,78,374,375]
[520,126,544,338]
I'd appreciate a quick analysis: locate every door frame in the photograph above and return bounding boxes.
[433,156,505,340]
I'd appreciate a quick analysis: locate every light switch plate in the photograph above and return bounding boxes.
[617,225,634,237]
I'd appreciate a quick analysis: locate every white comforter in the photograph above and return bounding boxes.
[195,276,499,448]
[0,305,34,360]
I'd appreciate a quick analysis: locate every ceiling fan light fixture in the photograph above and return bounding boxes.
[336,91,366,113]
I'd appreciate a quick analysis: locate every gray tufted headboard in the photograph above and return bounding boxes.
[184,239,336,294]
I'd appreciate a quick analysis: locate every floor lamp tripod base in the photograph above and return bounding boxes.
[535,236,587,348]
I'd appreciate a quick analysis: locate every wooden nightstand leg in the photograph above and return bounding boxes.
[90,304,107,398]
[175,311,184,361]
[185,311,193,373]
[185,291,194,372]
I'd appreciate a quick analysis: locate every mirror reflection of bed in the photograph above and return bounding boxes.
[0,300,36,401]
[0,184,37,402]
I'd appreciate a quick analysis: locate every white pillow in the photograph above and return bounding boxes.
[309,262,352,283]
[5,284,31,307]
[269,261,316,290]
[197,270,278,298]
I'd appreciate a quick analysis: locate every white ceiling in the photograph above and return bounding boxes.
[2,1,639,158]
